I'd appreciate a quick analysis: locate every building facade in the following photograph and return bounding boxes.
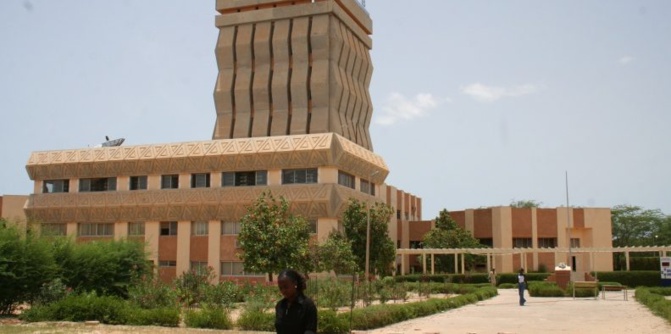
[24,0,422,283]
[0,195,29,230]
[404,207,614,275]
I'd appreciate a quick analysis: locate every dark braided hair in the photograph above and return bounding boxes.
[278,269,307,293]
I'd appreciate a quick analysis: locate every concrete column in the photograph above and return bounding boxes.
[625,251,630,271]
[454,253,458,273]
[401,254,406,275]
[67,222,77,237]
[145,221,160,265]
[176,220,191,275]
[422,253,426,274]
[431,254,435,275]
[115,221,128,241]
[461,253,465,274]
[208,220,221,283]
[531,208,538,270]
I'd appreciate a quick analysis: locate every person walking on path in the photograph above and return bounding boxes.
[275,269,318,334]
[518,268,527,306]
[488,268,497,287]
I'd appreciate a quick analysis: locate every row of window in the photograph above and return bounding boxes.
[43,169,376,194]
[157,261,262,277]
[43,221,318,237]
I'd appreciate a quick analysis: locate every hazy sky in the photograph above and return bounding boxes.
[1,0,669,219]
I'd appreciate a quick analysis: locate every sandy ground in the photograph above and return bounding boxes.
[367,289,671,334]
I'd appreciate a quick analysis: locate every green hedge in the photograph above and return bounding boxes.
[635,287,671,324]
[184,306,233,329]
[497,273,550,285]
[19,292,180,327]
[393,273,490,284]
[593,271,661,288]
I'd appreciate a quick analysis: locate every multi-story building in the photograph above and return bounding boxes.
[404,207,614,275]
[0,195,29,229]
[24,0,422,283]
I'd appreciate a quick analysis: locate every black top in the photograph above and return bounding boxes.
[275,294,317,334]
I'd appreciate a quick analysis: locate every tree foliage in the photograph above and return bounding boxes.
[237,192,312,281]
[510,199,543,208]
[0,222,57,314]
[422,210,484,273]
[315,230,358,275]
[611,205,669,247]
[341,199,396,277]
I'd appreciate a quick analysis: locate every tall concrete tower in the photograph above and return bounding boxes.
[213,0,374,151]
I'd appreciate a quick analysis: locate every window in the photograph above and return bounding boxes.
[337,171,355,189]
[160,221,178,236]
[78,223,114,237]
[79,177,117,192]
[191,173,210,188]
[42,223,66,236]
[308,220,317,234]
[360,179,376,195]
[513,238,532,248]
[570,238,581,248]
[161,175,179,189]
[158,260,176,267]
[282,168,317,184]
[191,261,209,275]
[220,261,261,276]
[538,238,557,248]
[221,221,241,235]
[478,238,493,247]
[222,171,267,187]
[129,176,148,190]
[192,221,208,236]
[128,222,145,236]
[43,179,69,193]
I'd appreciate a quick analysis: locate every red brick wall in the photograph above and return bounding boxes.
[538,252,556,271]
[573,209,585,228]
[220,236,239,261]
[450,211,466,229]
[536,208,558,238]
[473,209,493,239]
[190,236,209,262]
[408,221,432,241]
[158,236,177,261]
[512,208,532,237]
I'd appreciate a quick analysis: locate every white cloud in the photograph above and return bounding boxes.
[460,83,541,102]
[375,92,446,126]
[618,56,634,65]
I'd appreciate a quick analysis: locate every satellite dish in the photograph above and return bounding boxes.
[101,136,125,147]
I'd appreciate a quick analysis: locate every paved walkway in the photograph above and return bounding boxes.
[367,289,671,334]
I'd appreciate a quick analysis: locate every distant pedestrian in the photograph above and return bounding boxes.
[518,268,527,306]
[275,269,317,334]
[488,268,497,287]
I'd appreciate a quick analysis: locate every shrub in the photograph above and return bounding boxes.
[593,271,660,288]
[174,268,214,307]
[0,225,57,314]
[201,281,241,308]
[124,307,180,327]
[20,292,130,324]
[527,282,564,297]
[236,309,275,331]
[127,277,177,309]
[319,309,349,334]
[498,283,516,289]
[635,287,671,324]
[497,273,550,285]
[184,306,233,329]
[56,239,151,298]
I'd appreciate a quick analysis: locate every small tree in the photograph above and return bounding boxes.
[237,192,312,281]
[422,209,484,273]
[342,199,396,277]
[316,230,358,275]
